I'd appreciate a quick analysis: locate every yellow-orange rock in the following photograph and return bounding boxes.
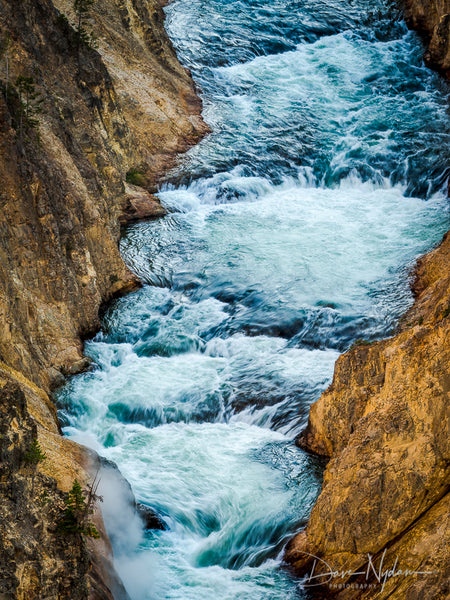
[0,0,208,392]
[405,0,450,76]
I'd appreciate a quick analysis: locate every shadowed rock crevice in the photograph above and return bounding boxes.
[404,0,450,77]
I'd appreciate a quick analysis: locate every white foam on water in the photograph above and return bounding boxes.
[94,422,318,599]
[126,178,449,324]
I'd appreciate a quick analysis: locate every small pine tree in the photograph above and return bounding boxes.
[24,439,47,465]
[60,479,88,533]
[58,477,101,538]
[73,0,96,59]
[14,75,43,139]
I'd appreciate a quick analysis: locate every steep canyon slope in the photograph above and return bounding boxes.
[405,0,450,76]
[285,232,450,599]
[0,0,207,597]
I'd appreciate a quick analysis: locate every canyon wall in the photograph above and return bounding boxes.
[405,0,450,76]
[0,0,207,596]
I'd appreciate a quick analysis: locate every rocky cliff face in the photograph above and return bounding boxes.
[0,363,132,599]
[285,232,450,598]
[405,0,450,76]
[0,0,207,596]
[0,0,207,392]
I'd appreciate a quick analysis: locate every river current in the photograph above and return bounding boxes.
[58,0,450,598]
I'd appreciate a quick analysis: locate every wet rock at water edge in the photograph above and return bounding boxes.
[137,503,168,531]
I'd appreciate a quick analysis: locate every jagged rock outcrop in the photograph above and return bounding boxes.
[405,0,450,76]
[119,183,167,225]
[285,233,450,599]
[0,0,207,392]
[0,363,132,600]
[0,0,207,596]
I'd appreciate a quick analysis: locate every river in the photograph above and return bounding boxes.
[58,0,450,598]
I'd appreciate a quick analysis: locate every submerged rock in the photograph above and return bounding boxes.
[136,503,168,531]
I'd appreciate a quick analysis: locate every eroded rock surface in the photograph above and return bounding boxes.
[0,364,132,600]
[0,0,207,392]
[405,0,450,76]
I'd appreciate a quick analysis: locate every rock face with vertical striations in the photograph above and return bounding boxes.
[404,0,450,76]
[0,363,133,599]
[0,0,207,392]
[0,0,208,596]
[285,232,450,599]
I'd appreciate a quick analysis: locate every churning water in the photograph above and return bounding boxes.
[58,0,450,597]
